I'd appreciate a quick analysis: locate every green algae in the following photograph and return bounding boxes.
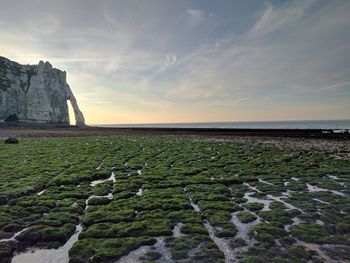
[291,224,329,244]
[248,222,287,243]
[229,237,247,248]
[237,212,257,223]
[242,202,264,212]
[0,242,15,263]
[0,136,349,262]
[165,234,224,262]
[68,237,157,263]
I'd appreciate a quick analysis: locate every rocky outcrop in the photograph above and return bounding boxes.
[0,56,85,125]
[4,137,19,144]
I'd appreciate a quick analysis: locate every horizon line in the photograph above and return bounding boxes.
[89,118,350,126]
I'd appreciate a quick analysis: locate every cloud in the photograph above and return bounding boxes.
[166,0,350,102]
[246,0,313,41]
[186,9,205,26]
[288,80,350,91]
[0,0,349,123]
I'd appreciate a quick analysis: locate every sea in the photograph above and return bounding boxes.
[96,119,350,130]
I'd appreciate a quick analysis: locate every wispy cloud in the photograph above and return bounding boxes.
[166,0,350,101]
[186,9,206,26]
[0,0,349,123]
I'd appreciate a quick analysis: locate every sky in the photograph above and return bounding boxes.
[0,0,349,124]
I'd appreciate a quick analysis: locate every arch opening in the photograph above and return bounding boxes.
[5,113,19,123]
[67,100,76,125]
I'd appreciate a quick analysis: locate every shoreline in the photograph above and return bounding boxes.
[0,125,349,139]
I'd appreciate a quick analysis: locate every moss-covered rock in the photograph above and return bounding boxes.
[69,237,157,262]
[0,135,349,263]
[243,202,264,212]
[238,211,257,223]
[229,237,247,248]
[248,223,287,242]
[291,224,328,244]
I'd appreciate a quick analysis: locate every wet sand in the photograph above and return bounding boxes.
[0,125,349,139]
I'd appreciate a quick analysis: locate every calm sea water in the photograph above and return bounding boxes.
[96,120,350,130]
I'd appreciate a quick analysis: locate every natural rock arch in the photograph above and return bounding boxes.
[4,113,19,123]
[0,56,85,126]
[66,84,85,126]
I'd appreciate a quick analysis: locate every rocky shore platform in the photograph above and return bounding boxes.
[0,124,349,139]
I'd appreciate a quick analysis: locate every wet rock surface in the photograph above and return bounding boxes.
[0,136,349,262]
[4,137,18,144]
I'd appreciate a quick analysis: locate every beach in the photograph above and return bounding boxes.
[0,124,350,139]
[0,128,349,263]
[1,0,350,261]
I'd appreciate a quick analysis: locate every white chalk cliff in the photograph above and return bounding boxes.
[0,56,85,125]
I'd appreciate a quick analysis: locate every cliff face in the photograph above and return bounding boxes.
[0,56,85,125]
